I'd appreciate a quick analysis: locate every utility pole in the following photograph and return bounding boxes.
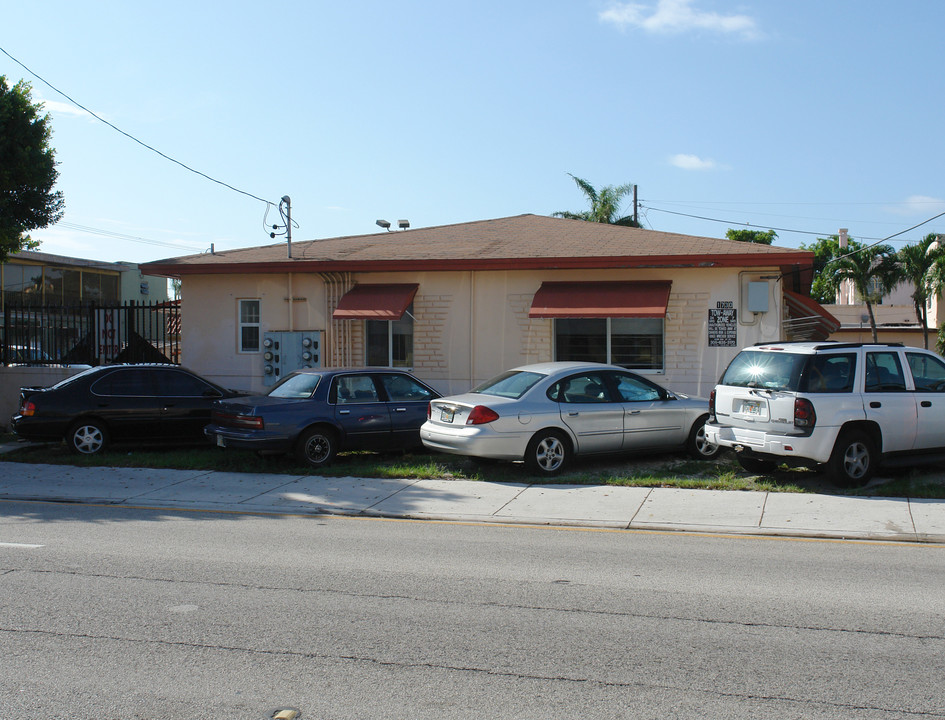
[270,196,293,257]
[632,184,638,227]
[283,195,292,259]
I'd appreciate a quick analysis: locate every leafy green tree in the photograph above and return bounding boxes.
[895,233,943,349]
[800,236,844,305]
[553,174,640,227]
[725,228,777,245]
[832,240,900,343]
[0,76,64,262]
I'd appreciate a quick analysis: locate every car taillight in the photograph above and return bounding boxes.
[427,402,432,420]
[466,405,500,425]
[20,400,37,417]
[213,411,264,430]
[708,389,716,422]
[794,398,816,429]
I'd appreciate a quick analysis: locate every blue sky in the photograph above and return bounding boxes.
[3,0,943,265]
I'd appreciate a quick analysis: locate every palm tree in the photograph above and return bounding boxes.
[832,240,900,343]
[895,233,942,349]
[553,174,641,227]
[923,235,945,351]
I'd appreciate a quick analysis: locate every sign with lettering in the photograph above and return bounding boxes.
[95,309,123,362]
[708,306,737,347]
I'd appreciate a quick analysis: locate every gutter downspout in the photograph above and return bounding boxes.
[287,273,293,332]
[469,270,475,389]
[321,272,353,367]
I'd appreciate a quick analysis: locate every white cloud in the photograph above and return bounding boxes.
[600,0,760,39]
[885,195,945,216]
[34,95,95,119]
[670,153,718,170]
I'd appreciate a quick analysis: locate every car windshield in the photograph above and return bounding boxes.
[720,351,808,391]
[268,373,322,398]
[472,370,544,399]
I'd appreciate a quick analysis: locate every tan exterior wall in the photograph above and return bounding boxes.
[179,266,787,397]
[824,299,945,351]
[181,273,329,392]
[828,327,936,349]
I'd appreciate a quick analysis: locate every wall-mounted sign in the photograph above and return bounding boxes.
[708,302,737,347]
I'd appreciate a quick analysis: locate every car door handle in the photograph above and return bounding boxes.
[921,400,932,408]
[339,409,350,415]
[627,410,641,415]
[393,407,407,412]
[568,411,579,416]
[870,401,882,408]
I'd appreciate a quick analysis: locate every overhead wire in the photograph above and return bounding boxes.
[4,46,937,259]
[642,203,944,247]
[55,222,206,252]
[823,210,945,265]
[641,204,874,240]
[0,45,276,208]
[640,201,945,286]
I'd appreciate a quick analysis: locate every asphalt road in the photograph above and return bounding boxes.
[1,501,944,719]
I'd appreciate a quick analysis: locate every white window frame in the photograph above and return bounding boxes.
[553,317,665,374]
[238,299,261,353]
[365,306,414,368]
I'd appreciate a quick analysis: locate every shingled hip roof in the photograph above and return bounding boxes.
[140,214,815,278]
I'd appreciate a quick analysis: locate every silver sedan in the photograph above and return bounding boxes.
[421,361,720,476]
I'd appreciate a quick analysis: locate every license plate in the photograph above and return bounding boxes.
[440,407,455,423]
[216,434,226,448]
[741,400,762,416]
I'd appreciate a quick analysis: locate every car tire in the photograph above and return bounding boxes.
[525,430,570,477]
[295,426,338,468]
[736,455,777,474]
[68,420,109,455]
[828,430,876,486]
[686,415,722,460]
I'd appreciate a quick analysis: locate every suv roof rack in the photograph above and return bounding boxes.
[751,340,905,350]
[752,340,828,346]
[813,342,905,350]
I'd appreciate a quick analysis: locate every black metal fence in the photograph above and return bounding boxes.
[1,301,181,366]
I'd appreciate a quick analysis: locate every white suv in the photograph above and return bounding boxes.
[704,342,945,484]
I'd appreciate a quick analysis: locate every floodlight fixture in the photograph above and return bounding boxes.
[376,219,391,230]
[398,219,410,230]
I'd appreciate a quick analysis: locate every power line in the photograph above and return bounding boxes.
[647,198,945,208]
[642,203,942,244]
[640,204,846,238]
[0,45,275,208]
[826,211,945,264]
[55,222,206,252]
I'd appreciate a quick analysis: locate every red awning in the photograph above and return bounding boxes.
[333,284,418,320]
[528,281,672,319]
[783,290,841,340]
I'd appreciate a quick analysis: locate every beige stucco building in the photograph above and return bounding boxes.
[141,214,832,397]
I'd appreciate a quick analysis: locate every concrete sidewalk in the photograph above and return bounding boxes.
[1,460,944,543]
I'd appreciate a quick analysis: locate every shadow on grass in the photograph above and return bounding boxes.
[4,439,944,498]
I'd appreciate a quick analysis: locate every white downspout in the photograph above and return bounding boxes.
[287,273,293,331]
[469,270,476,389]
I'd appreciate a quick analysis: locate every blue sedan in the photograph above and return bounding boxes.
[205,368,439,468]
